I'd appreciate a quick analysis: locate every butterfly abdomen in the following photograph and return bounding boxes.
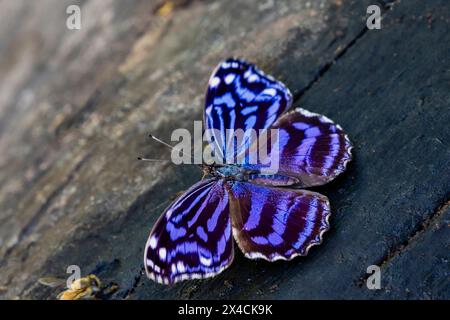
[247,174,299,186]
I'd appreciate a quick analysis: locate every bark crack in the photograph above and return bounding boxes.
[122,265,145,299]
[357,196,450,287]
[293,0,399,102]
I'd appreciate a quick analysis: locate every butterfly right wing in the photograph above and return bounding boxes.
[144,178,233,284]
[245,107,353,187]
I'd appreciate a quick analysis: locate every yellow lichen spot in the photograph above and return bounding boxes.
[156,1,175,16]
[57,275,101,300]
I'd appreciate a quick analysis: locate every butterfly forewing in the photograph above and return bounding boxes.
[204,58,292,163]
[144,179,233,284]
[228,181,331,261]
[245,107,353,187]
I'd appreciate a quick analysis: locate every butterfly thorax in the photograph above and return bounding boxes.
[203,164,249,181]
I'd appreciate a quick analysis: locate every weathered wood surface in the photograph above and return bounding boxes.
[0,0,449,299]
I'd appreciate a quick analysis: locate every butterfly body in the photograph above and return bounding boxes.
[144,58,352,284]
[210,164,248,181]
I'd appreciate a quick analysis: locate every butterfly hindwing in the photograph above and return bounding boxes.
[204,58,292,162]
[144,179,233,284]
[228,181,331,261]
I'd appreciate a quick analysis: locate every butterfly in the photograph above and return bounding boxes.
[144,58,352,284]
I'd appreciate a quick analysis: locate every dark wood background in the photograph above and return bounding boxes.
[0,0,448,299]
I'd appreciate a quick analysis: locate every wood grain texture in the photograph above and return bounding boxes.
[0,0,448,299]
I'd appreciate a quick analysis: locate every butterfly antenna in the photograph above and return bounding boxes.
[149,134,175,150]
[148,134,193,161]
[137,157,171,162]
[142,133,202,169]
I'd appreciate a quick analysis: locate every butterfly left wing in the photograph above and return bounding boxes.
[144,179,233,284]
[204,58,292,163]
[228,181,331,261]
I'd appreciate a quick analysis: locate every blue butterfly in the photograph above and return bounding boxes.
[144,58,352,284]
